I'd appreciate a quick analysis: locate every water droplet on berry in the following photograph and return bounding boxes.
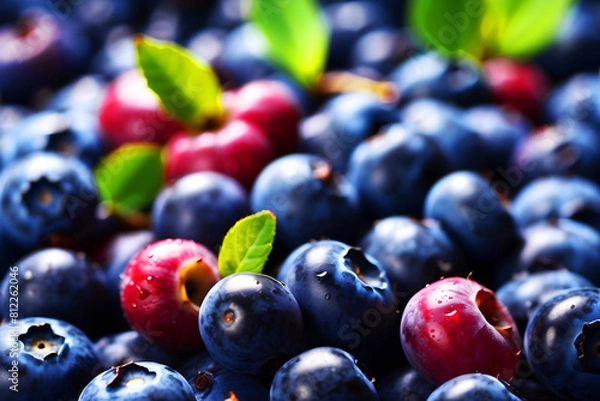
[147,254,154,259]
[166,239,173,243]
[445,310,458,317]
[132,303,137,308]
[325,294,331,300]
[138,287,150,300]
[316,271,328,278]
[23,270,33,280]
[146,276,154,283]
[437,300,442,304]
[175,239,183,245]
[255,280,260,285]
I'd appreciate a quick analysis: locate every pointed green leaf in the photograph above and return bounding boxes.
[94,143,164,216]
[407,0,486,59]
[218,210,277,277]
[250,0,328,89]
[483,0,574,58]
[134,35,223,128]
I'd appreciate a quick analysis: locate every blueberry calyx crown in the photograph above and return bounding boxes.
[575,319,600,372]
[193,371,214,391]
[107,361,156,390]
[343,248,387,289]
[18,323,66,361]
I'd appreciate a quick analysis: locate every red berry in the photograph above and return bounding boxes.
[120,238,220,353]
[400,276,522,385]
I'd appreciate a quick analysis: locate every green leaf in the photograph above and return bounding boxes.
[250,0,328,89]
[218,210,277,277]
[94,143,164,216]
[482,0,574,59]
[407,0,486,59]
[134,35,223,128]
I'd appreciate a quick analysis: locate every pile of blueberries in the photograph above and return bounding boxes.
[1,0,600,400]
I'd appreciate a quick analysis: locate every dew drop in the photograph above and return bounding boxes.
[132,303,137,308]
[175,239,183,245]
[166,239,173,244]
[146,276,154,283]
[571,304,575,309]
[445,310,458,317]
[138,287,150,300]
[325,294,331,300]
[147,254,154,259]
[255,280,260,285]
[316,271,328,278]
[437,300,442,304]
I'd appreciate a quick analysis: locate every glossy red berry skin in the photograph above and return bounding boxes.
[120,238,220,353]
[483,57,550,122]
[400,277,522,386]
[98,69,185,148]
[226,79,302,155]
[163,119,275,189]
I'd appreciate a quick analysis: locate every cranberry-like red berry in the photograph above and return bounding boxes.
[483,57,550,122]
[120,238,220,353]
[400,277,522,386]
[226,79,302,155]
[98,69,185,149]
[163,119,275,189]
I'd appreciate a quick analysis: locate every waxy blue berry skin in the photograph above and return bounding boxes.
[179,351,270,401]
[497,218,600,287]
[199,272,304,375]
[496,270,594,335]
[400,98,489,172]
[269,346,379,401]
[375,367,436,401]
[94,330,186,371]
[250,153,366,252]
[299,92,399,173]
[152,171,250,254]
[0,151,99,250]
[277,240,400,372]
[524,288,600,401]
[510,175,600,232]
[389,52,491,108]
[425,373,520,401]
[0,247,111,339]
[423,171,522,268]
[1,109,105,168]
[0,317,101,401]
[78,361,196,401]
[359,216,469,299]
[347,123,451,220]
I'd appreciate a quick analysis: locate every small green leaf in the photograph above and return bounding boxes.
[134,35,223,128]
[250,0,328,89]
[218,210,277,277]
[483,0,574,59]
[407,0,486,59]
[94,143,164,216]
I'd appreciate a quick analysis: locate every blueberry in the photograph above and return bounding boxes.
[346,123,451,220]
[496,218,600,287]
[250,153,365,252]
[269,346,379,401]
[389,52,491,108]
[524,287,600,400]
[324,1,393,70]
[496,269,594,335]
[425,373,520,400]
[463,104,531,174]
[94,330,186,371]
[179,351,270,401]
[78,361,196,401]
[423,171,522,272]
[350,27,417,78]
[277,240,401,372]
[152,171,250,254]
[0,247,112,339]
[0,317,100,401]
[1,109,106,168]
[46,74,108,114]
[400,98,489,172]
[359,216,469,300]
[510,175,600,232]
[375,367,436,401]
[0,152,99,250]
[299,92,400,173]
[543,72,600,129]
[509,123,600,189]
[199,272,304,375]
